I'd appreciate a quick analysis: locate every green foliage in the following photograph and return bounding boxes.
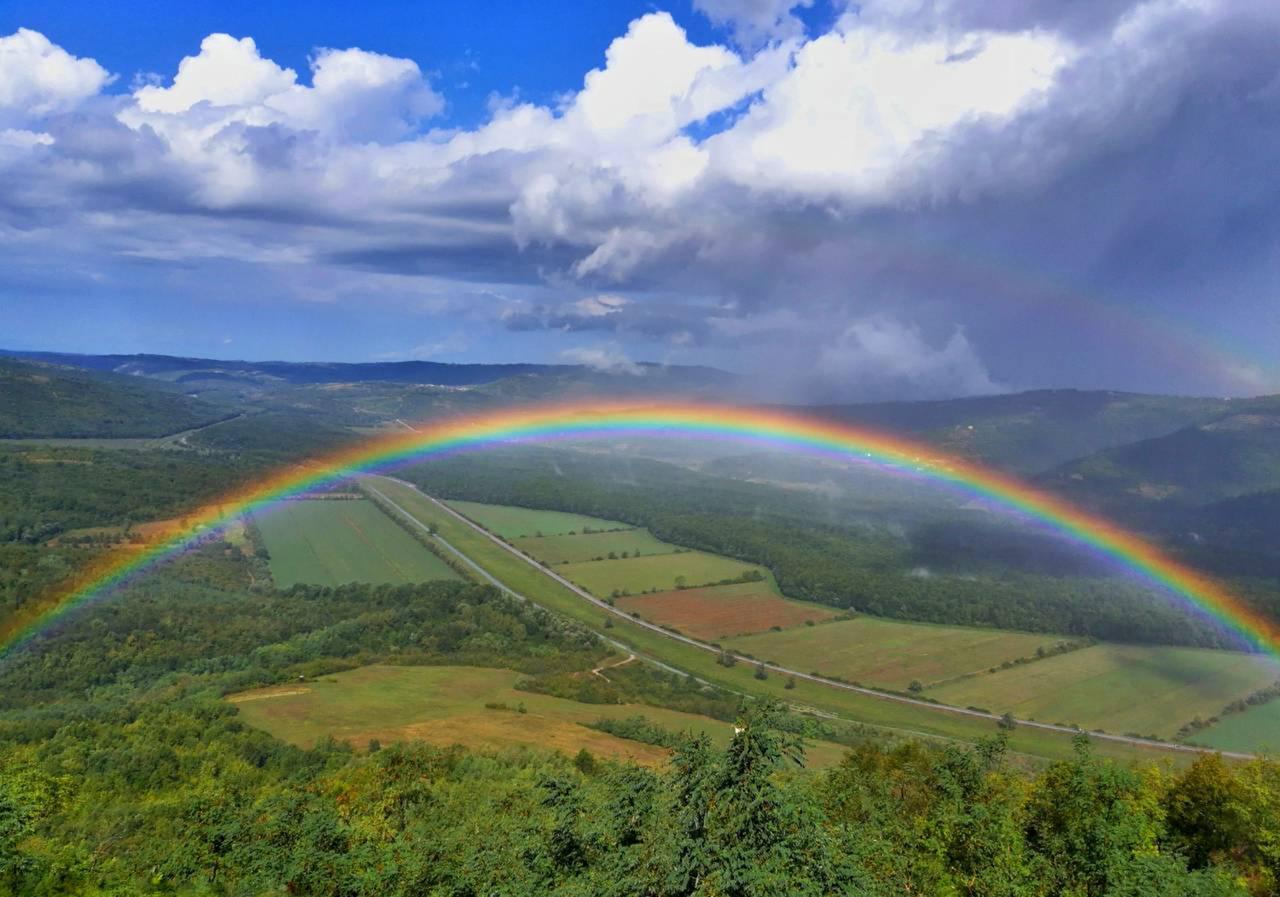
[400,451,1246,648]
[0,357,232,438]
[0,445,257,544]
[0,552,1274,896]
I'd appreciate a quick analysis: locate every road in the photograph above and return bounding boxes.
[368,475,1255,760]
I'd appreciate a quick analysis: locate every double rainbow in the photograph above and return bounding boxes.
[4,400,1278,659]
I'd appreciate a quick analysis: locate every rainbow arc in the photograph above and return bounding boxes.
[5,401,1278,659]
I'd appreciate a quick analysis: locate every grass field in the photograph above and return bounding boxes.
[616,582,840,641]
[229,663,849,767]
[256,499,461,587]
[560,551,769,597]
[363,478,1202,766]
[514,528,677,564]
[725,617,1056,691]
[930,644,1280,738]
[1192,701,1280,754]
[447,500,630,539]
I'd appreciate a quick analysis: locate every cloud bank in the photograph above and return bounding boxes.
[1,0,1277,399]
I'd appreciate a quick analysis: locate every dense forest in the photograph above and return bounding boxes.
[2,544,1277,896]
[0,359,234,439]
[398,450,1260,649]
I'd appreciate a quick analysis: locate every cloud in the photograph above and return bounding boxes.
[814,317,1000,399]
[694,0,815,47]
[1,1,1279,398]
[560,343,644,374]
[0,28,110,129]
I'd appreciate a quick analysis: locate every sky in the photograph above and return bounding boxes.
[0,0,1278,401]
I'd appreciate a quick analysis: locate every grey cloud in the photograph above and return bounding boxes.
[2,4,1279,400]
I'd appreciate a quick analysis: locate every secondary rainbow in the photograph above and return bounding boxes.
[4,400,1278,660]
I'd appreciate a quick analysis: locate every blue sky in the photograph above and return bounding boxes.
[0,0,1277,400]
[0,1,719,127]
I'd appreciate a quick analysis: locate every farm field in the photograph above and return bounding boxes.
[930,644,1280,738]
[560,551,769,597]
[362,478,1196,765]
[1191,700,1280,754]
[515,528,677,564]
[447,499,629,539]
[616,582,840,641]
[726,617,1056,691]
[255,499,461,587]
[228,663,849,767]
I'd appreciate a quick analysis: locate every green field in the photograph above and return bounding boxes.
[229,663,849,767]
[447,500,630,539]
[256,499,462,587]
[931,644,1280,738]
[725,617,1056,691]
[514,528,677,564]
[1190,700,1280,755]
[364,478,1202,765]
[560,551,769,597]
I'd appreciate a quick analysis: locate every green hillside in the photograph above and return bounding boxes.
[0,358,232,438]
[816,389,1234,473]
[1039,402,1280,514]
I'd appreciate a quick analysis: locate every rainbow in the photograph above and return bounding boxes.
[4,400,1279,660]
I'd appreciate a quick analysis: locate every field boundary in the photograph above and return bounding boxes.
[371,476,1256,761]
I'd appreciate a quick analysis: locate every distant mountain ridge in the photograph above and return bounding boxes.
[0,349,732,389]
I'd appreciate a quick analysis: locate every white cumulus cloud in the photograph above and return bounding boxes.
[0,28,110,127]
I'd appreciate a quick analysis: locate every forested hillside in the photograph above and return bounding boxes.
[813,389,1235,474]
[0,358,233,438]
[1,546,1274,896]
[1041,404,1280,514]
[398,449,1258,648]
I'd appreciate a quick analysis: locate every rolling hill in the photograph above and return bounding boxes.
[0,358,233,438]
[810,389,1236,474]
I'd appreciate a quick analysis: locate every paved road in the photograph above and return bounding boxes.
[368,476,1254,760]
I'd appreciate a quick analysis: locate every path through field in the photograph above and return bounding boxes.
[366,476,1258,760]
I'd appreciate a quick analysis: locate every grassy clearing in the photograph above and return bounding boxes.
[1192,701,1280,755]
[256,499,461,587]
[364,478,1195,765]
[515,528,678,565]
[726,618,1054,692]
[931,644,1280,738]
[616,582,840,641]
[447,500,629,539]
[228,663,849,767]
[560,552,769,597]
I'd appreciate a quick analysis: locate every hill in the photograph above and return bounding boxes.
[810,389,1235,474]
[1038,399,1280,515]
[0,349,734,392]
[0,358,233,438]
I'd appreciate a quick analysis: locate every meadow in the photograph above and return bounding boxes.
[255,499,461,587]
[228,663,849,767]
[363,478,1204,764]
[1192,700,1280,754]
[559,551,768,597]
[615,582,840,641]
[514,528,677,564]
[930,643,1280,738]
[447,499,629,538]
[725,617,1056,691]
